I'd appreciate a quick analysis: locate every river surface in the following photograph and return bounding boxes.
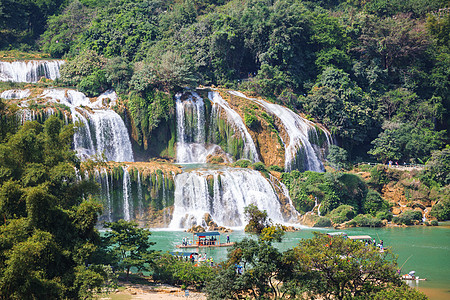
[149,223,450,300]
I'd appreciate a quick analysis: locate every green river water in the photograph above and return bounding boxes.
[149,223,450,300]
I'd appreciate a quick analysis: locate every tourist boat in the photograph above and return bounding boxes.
[401,271,427,281]
[176,231,234,248]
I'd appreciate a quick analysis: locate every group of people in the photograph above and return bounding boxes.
[181,237,191,246]
[364,238,384,250]
[199,237,217,246]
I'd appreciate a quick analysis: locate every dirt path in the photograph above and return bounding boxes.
[98,282,206,300]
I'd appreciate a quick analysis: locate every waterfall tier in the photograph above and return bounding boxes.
[208,91,259,162]
[229,91,331,172]
[0,60,64,82]
[170,167,291,229]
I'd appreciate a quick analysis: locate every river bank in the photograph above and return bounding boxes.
[145,223,450,300]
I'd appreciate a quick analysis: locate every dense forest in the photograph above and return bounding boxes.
[1,0,449,163]
[0,0,449,298]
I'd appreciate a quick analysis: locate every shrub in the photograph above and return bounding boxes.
[328,205,355,224]
[364,190,390,216]
[268,165,284,172]
[376,211,393,221]
[252,162,267,172]
[234,159,251,168]
[430,220,439,226]
[430,198,450,221]
[313,217,332,227]
[349,214,382,227]
[244,113,259,130]
[393,210,423,225]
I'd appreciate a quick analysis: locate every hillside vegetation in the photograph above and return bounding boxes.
[1,0,449,164]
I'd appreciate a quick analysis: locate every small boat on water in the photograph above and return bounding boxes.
[401,271,427,281]
[176,231,235,248]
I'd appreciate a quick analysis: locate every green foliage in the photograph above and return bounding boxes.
[0,117,106,299]
[327,145,348,170]
[292,233,401,299]
[328,205,355,224]
[313,216,332,227]
[393,210,423,225]
[153,253,217,289]
[268,165,284,172]
[424,147,450,186]
[430,198,450,221]
[349,214,383,227]
[363,190,390,216]
[233,159,252,168]
[370,283,428,300]
[103,220,156,280]
[244,204,269,234]
[244,112,259,130]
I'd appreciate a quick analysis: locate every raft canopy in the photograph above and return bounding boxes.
[327,232,347,237]
[195,231,221,237]
[348,235,372,240]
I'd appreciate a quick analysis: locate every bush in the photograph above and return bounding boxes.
[393,210,423,225]
[252,162,268,172]
[430,198,450,221]
[376,211,393,221]
[268,165,284,172]
[328,205,355,224]
[244,113,259,130]
[430,220,439,226]
[234,159,252,168]
[326,145,348,170]
[313,217,332,227]
[349,214,383,227]
[364,190,390,216]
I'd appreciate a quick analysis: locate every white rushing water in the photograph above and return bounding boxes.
[176,91,216,163]
[208,91,259,162]
[0,60,64,82]
[169,168,288,229]
[229,91,330,172]
[0,89,31,99]
[122,166,132,221]
[40,89,134,162]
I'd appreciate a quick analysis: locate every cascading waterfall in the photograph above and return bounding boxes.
[169,168,287,229]
[0,89,31,99]
[122,166,132,221]
[41,89,134,162]
[208,91,259,162]
[162,173,167,227]
[137,170,143,213]
[229,91,330,172]
[102,168,113,222]
[175,91,211,163]
[0,60,64,82]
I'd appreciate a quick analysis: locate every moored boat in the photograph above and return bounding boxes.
[176,231,235,248]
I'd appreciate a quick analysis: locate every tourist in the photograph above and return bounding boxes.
[227,234,230,243]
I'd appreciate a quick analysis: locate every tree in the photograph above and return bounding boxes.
[425,147,450,185]
[327,145,348,170]
[243,204,269,234]
[291,233,402,300]
[0,117,105,299]
[103,220,155,280]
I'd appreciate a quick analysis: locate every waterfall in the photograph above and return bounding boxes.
[137,170,143,213]
[122,166,132,221]
[1,89,30,99]
[175,91,210,163]
[0,60,64,82]
[102,168,113,222]
[169,168,286,229]
[89,110,134,162]
[229,91,330,172]
[208,91,259,162]
[40,89,134,162]
[162,173,167,227]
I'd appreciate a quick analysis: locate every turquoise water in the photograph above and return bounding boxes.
[149,224,450,300]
